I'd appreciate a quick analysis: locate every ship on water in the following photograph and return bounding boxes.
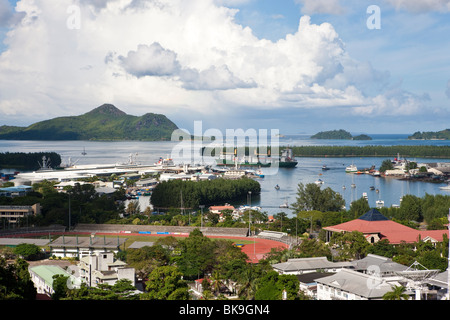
[216,147,298,168]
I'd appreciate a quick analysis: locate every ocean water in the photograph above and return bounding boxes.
[1,134,449,217]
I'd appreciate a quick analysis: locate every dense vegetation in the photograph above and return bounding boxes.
[0,152,62,170]
[310,129,372,140]
[0,104,178,141]
[409,129,450,140]
[0,181,126,228]
[150,178,261,209]
[290,145,450,158]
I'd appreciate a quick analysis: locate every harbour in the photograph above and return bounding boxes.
[1,134,449,218]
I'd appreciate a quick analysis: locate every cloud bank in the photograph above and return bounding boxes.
[0,0,439,131]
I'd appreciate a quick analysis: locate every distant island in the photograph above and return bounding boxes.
[408,129,450,140]
[310,129,372,140]
[0,104,179,141]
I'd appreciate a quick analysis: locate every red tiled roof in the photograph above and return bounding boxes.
[324,216,449,244]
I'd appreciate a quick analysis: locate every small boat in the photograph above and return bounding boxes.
[351,183,356,188]
[440,184,450,190]
[345,164,358,173]
[362,192,368,200]
[376,200,385,208]
[275,184,280,190]
[369,186,375,191]
[315,179,324,185]
[279,199,289,208]
[322,165,330,170]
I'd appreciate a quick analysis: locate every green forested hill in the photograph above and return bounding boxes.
[310,129,372,140]
[408,129,450,140]
[0,104,178,141]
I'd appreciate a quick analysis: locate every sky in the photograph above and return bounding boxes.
[0,0,449,135]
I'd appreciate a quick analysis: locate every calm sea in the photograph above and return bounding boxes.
[1,134,449,217]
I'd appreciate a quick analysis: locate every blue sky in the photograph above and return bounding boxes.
[0,0,449,135]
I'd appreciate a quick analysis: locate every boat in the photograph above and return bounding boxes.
[362,192,368,200]
[315,179,324,185]
[345,164,358,173]
[275,184,280,190]
[279,198,289,208]
[440,184,450,190]
[372,170,381,177]
[322,165,330,170]
[215,147,297,168]
[369,186,375,190]
[376,200,385,208]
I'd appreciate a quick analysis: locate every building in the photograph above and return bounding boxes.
[78,251,135,287]
[0,185,33,197]
[272,257,353,275]
[49,235,127,258]
[316,268,407,300]
[29,265,74,297]
[323,208,449,244]
[0,203,41,225]
[351,254,408,278]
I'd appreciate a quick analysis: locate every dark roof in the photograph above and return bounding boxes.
[358,209,389,221]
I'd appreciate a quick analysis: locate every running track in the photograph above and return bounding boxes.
[2,231,289,263]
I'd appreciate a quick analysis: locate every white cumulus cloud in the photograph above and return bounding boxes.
[0,0,436,129]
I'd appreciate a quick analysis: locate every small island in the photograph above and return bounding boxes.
[408,129,450,140]
[310,129,372,140]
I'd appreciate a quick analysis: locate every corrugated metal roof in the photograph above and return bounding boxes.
[29,265,71,287]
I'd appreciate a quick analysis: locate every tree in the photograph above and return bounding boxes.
[330,231,370,260]
[379,159,394,172]
[398,195,422,222]
[349,197,370,219]
[13,243,42,260]
[0,257,36,300]
[177,229,216,279]
[383,285,409,300]
[254,271,300,300]
[52,274,69,300]
[291,183,345,213]
[142,266,189,300]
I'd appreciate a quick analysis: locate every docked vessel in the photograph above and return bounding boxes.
[215,147,298,168]
[345,164,358,173]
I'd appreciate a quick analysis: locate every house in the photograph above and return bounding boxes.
[29,265,75,297]
[271,257,353,275]
[49,235,127,258]
[323,208,449,244]
[77,251,135,287]
[315,268,408,300]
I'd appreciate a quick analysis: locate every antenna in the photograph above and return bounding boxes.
[394,261,440,300]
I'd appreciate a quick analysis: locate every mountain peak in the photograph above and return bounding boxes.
[86,104,127,117]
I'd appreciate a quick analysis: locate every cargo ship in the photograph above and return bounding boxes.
[216,148,297,168]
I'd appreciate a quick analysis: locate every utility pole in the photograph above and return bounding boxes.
[199,205,205,230]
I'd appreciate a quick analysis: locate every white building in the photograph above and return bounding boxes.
[316,268,406,300]
[29,265,74,297]
[49,235,127,258]
[78,251,135,287]
[272,257,353,275]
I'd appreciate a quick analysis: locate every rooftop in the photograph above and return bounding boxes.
[49,236,127,248]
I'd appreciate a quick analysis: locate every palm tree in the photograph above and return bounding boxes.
[383,285,410,300]
[237,268,258,300]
